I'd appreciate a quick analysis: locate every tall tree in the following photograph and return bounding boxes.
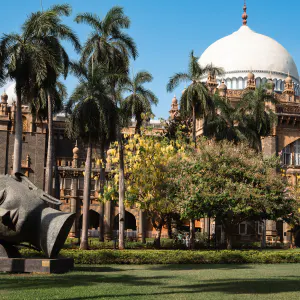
[1,32,55,173]
[167,51,223,248]
[121,71,158,134]
[66,65,117,250]
[168,139,297,250]
[76,6,138,249]
[23,4,81,195]
[167,51,224,146]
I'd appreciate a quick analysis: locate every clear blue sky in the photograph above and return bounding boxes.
[1,0,300,119]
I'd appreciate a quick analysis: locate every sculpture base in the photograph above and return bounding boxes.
[0,258,74,274]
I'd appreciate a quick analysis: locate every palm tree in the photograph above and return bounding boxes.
[205,85,278,153]
[75,6,137,69]
[121,71,158,134]
[22,4,81,195]
[167,51,223,249]
[66,65,117,250]
[167,51,224,147]
[76,6,138,250]
[1,32,56,173]
[204,94,246,142]
[236,84,278,152]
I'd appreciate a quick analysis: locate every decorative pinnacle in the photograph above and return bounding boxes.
[242,0,248,26]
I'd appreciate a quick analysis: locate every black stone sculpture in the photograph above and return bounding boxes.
[0,173,75,258]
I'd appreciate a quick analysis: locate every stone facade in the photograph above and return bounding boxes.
[1,69,299,246]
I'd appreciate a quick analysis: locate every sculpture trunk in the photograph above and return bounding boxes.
[45,93,54,196]
[80,139,92,250]
[118,129,125,250]
[13,88,22,174]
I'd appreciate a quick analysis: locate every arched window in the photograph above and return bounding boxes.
[255,77,261,87]
[232,78,237,89]
[238,77,243,89]
[281,145,291,165]
[295,141,300,166]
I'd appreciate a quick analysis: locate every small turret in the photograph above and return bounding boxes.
[283,73,295,101]
[218,80,227,97]
[246,72,256,90]
[72,141,79,168]
[169,95,179,119]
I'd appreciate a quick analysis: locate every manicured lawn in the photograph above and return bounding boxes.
[1,264,300,299]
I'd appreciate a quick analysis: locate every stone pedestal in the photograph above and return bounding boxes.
[0,258,74,274]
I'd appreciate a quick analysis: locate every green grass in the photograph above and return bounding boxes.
[1,264,300,299]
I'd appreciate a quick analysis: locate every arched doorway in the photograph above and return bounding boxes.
[113,211,137,230]
[79,210,100,230]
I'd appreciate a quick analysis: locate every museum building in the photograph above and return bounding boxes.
[0,2,299,246]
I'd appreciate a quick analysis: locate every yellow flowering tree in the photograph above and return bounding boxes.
[103,132,185,247]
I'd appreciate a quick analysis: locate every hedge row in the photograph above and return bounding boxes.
[20,249,300,264]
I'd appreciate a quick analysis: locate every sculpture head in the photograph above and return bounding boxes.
[0,173,75,258]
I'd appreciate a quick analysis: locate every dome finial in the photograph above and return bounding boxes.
[242,0,248,26]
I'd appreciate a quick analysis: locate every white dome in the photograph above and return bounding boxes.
[198,25,299,90]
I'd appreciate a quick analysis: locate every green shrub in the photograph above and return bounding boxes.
[19,248,300,264]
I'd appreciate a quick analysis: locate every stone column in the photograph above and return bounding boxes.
[138,209,145,243]
[104,201,112,241]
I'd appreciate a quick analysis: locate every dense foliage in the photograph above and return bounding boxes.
[21,248,300,264]
[168,139,298,249]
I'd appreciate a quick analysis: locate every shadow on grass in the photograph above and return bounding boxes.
[0,273,170,291]
[74,266,133,273]
[148,264,253,271]
[62,277,300,299]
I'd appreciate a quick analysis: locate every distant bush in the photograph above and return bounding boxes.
[20,249,300,264]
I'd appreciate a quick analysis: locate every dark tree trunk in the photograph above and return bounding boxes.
[226,234,233,250]
[45,93,54,196]
[154,221,163,248]
[80,139,92,250]
[167,215,172,239]
[190,219,195,249]
[99,202,104,242]
[118,129,125,250]
[192,105,196,148]
[13,88,22,174]
[135,116,142,135]
[99,144,106,242]
[208,217,211,248]
[261,219,266,248]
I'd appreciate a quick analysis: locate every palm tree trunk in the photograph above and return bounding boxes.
[118,129,126,250]
[192,105,196,147]
[45,93,53,196]
[13,88,23,174]
[80,138,92,250]
[135,116,142,135]
[99,144,105,242]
